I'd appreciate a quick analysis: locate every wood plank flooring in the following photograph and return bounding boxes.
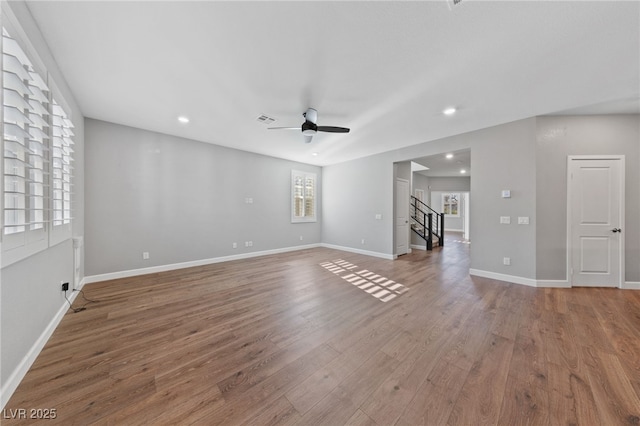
[4,234,640,425]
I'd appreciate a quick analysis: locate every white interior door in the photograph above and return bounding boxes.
[569,157,624,287]
[396,178,409,255]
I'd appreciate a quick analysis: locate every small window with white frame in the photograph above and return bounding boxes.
[291,170,316,223]
[442,193,460,217]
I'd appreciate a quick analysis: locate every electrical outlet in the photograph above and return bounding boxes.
[232,242,237,249]
[248,241,253,247]
[61,282,69,291]
[503,257,511,266]
[142,252,150,260]
[299,235,303,241]
[361,239,365,245]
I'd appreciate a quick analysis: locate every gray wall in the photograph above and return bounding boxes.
[536,114,640,282]
[323,120,472,256]
[427,176,471,193]
[322,155,393,255]
[1,1,84,399]
[470,118,538,279]
[84,119,321,276]
[323,118,538,280]
[412,173,430,198]
[1,241,74,386]
[324,115,639,283]
[323,126,474,257]
[411,175,472,202]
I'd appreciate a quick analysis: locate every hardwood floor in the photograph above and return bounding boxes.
[4,235,640,425]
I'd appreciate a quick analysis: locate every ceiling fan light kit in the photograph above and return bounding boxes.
[301,120,317,135]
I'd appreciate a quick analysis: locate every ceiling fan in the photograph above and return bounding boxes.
[269,108,350,143]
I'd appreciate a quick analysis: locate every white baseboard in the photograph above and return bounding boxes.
[535,279,571,288]
[84,243,396,287]
[468,270,640,289]
[0,280,85,410]
[471,276,640,290]
[469,269,538,287]
[319,243,396,260]
[623,281,640,290]
[84,244,322,284]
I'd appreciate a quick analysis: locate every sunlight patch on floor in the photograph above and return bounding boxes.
[319,259,409,302]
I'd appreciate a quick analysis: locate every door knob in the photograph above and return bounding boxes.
[611,228,622,233]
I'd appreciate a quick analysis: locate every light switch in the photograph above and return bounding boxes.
[375,214,382,220]
[518,216,530,225]
[500,216,511,224]
[502,190,511,198]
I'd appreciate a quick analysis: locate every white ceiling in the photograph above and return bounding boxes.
[414,149,471,177]
[25,1,640,167]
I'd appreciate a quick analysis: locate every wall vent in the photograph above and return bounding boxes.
[447,0,464,10]
[256,114,276,125]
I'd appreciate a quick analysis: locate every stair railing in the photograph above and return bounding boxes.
[410,196,444,250]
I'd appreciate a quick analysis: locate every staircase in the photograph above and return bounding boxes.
[410,196,444,250]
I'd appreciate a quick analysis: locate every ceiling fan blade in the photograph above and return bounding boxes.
[303,135,313,144]
[304,108,318,124]
[317,126,350,133]
[268,127,300,130]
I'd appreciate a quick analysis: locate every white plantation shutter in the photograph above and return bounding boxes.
[3,29,45,236]
[51,100,73,226]
[27,68,50,231]
[291,170,316,223]
[2,26,75,265]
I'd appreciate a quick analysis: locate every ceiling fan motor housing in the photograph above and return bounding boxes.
[302,120,317,135]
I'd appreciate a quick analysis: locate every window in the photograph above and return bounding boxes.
[442,193,460,216]
[1,26,75,266]
[291,170,316,223]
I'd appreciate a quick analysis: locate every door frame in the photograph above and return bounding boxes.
[395,178,410,256]
[463,192,470,241]
[566,155,625,288]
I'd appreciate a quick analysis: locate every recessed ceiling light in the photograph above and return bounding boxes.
[312,152,318,156]
[445,153,454,159]
[443,107,457,116]
[460,169,467,174]
[178,116,190,124]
